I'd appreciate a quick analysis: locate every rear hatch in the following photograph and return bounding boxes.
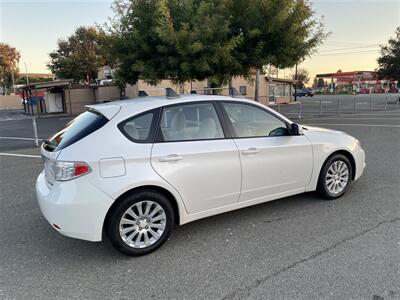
[41,109,110,186]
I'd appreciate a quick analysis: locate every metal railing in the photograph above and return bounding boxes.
[269,94,400,119]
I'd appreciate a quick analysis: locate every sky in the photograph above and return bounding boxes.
[1,0,399,81]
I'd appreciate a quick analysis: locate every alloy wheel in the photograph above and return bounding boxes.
[119,201,167,248]
[325,160,349,195]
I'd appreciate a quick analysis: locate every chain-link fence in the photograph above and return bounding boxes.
[268,94,400,119]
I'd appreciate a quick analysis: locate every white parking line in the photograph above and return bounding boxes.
[0,153,41,158]
[305,123,400,128]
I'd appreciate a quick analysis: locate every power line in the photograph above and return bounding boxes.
[317,49,380,56]
[319,45,381,53]
[325,41,383,46]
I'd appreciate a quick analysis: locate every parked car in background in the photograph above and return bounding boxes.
[36,93,365,256]
[294,88,314,97]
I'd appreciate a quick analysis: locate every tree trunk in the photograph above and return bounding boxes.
[255,69,260,102]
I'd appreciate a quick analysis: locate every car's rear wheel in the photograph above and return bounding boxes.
[106,190,174,256]
[317,154,352,200]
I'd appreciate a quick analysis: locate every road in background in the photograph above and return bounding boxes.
[0,102,399,299]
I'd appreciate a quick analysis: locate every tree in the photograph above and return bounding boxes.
[106,0,243,85]
[292,68,309,88]
[0,43,20,94]
[106,0,325,86]
[317,77,325,88]
[15,76,51,85]
[378,27,400,80]
[48,26,107,83]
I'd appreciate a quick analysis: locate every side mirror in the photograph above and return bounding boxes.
[289,123,304,135]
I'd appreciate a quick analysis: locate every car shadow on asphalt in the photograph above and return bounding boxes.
[28,191,326,261]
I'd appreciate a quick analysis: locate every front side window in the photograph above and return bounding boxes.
[158,102,224,142]
[222,102,289,137]
[120,111,154,142]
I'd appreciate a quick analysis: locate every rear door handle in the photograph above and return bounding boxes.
[242,148,260,155]
[159,154,183,162]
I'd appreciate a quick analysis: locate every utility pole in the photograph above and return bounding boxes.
[255,69,260,102]
[294,63,298,102]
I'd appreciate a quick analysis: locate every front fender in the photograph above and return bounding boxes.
[304,130,364,191]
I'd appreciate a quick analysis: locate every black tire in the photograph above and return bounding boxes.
[317,154,353,200]
[106,190,174,256]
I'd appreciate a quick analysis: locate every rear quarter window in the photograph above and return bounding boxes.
[118,109,159,143]
[44,110,108,152]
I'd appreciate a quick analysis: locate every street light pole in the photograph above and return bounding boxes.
[24,62,30,86]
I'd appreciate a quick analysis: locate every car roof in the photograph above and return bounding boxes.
[116,94,240,108]
[86,94,293,124]
[87,94,246,120]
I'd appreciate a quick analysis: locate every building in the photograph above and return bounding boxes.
[265,77,297,104]
[316,71,399,94]
[97,66,296,105]
[15,69,297,116]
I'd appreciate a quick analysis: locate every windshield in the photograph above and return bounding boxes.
[43,110,108,152]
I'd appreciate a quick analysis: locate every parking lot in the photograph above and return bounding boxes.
[1,102,399,299]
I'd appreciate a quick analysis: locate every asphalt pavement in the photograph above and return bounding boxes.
[0,105,399,299]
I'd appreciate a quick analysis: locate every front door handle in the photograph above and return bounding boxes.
[159,154,183,162]
[242,148,260,155]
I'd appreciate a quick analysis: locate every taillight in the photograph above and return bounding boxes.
[53,161,91,181]
[74,163,90,176]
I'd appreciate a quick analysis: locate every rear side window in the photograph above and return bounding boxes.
[157,102,224,142]
[44,111,108,152]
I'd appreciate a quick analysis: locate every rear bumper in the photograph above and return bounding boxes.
[36,171,114,242]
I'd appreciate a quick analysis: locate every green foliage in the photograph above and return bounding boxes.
[0,43,20,91]
[107,0,325,85]
[378,27,400,80]
[292,68,310,88]
[107,0,324,84]
[226,0,325,69]
[47,26,107,83]
[15,76,51,85]
[317,77,325,88]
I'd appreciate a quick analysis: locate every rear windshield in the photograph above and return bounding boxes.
[43,110,108,152]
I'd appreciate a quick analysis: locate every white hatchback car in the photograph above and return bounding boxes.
[36,93,365,256]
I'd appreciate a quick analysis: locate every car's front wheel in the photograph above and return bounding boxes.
[106,190,174,256]
[317,154,352,200]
